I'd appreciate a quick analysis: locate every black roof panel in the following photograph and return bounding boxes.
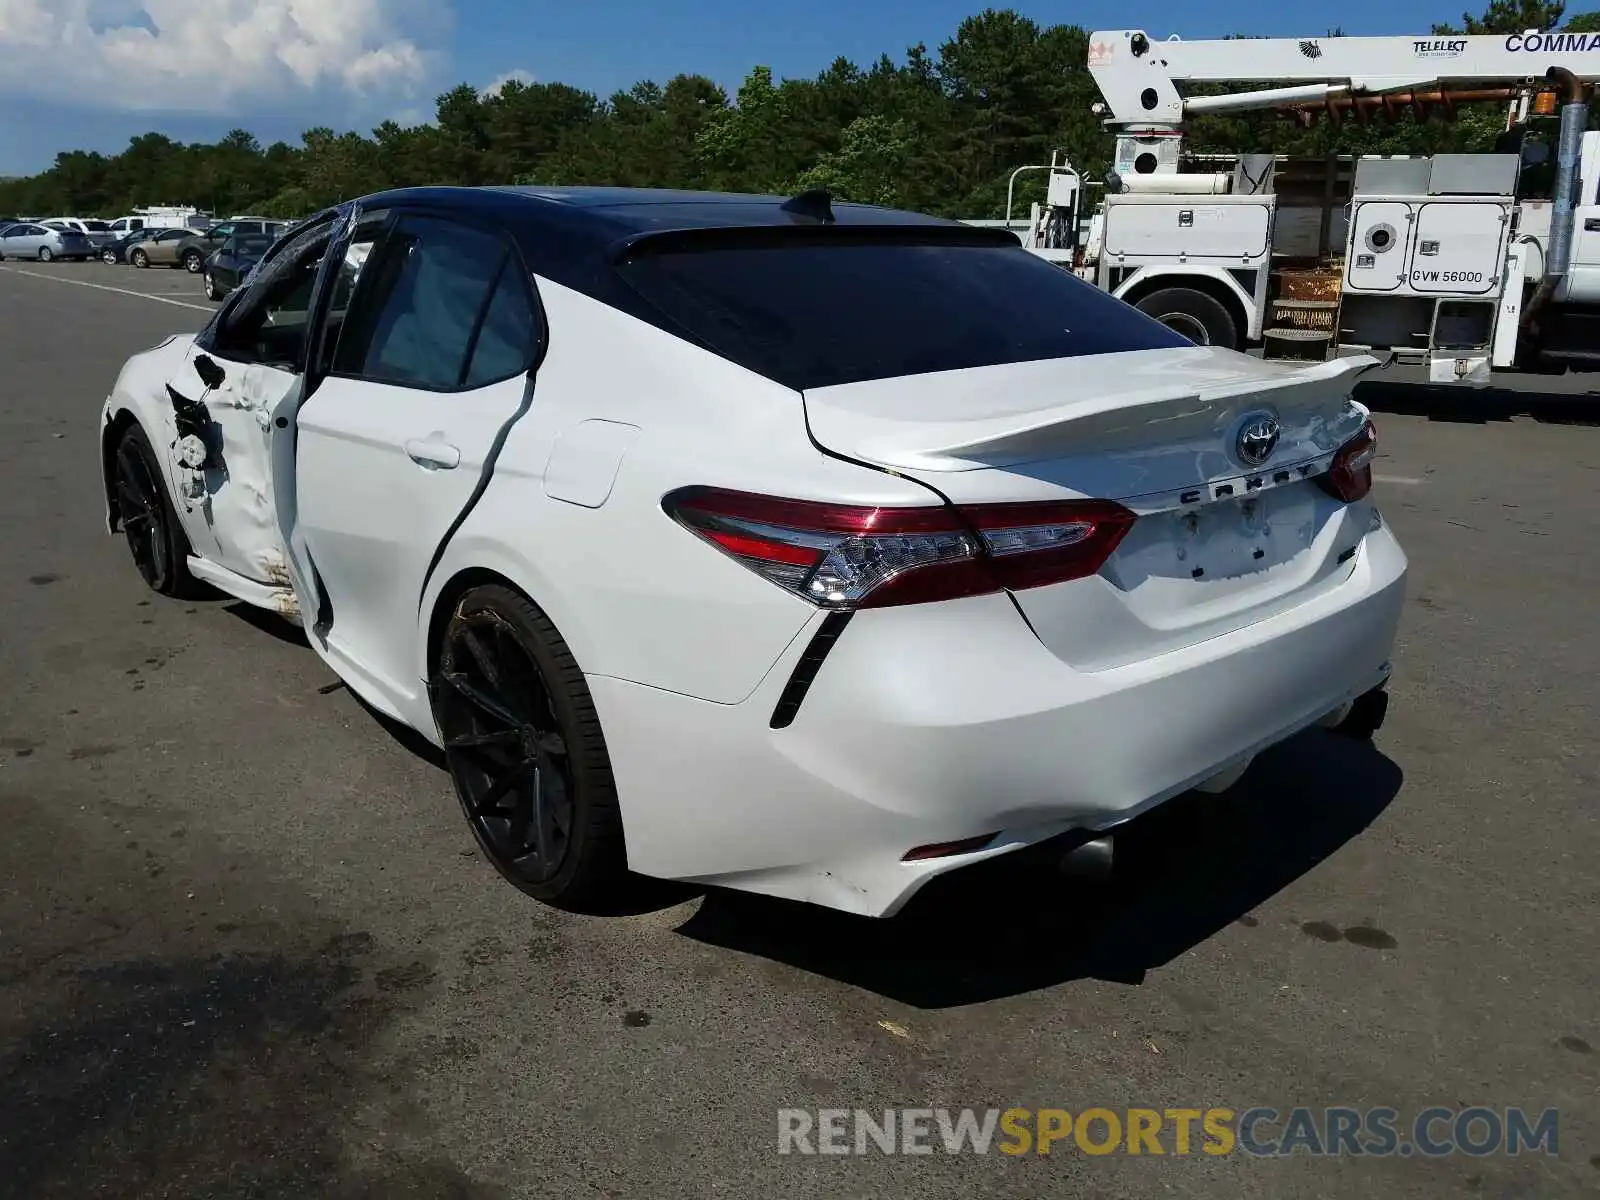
[293,184,1029,390]
[352,183,965,237]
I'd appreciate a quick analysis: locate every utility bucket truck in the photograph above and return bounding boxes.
[987,28,1600,383]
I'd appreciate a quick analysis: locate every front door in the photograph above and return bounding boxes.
[165,216,342,588]
[286,210,542,723]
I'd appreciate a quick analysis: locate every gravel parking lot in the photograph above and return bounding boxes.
[2,259,1597,1199]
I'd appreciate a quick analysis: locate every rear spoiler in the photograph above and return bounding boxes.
[811,354,1379,473]
[611,222,1021,262]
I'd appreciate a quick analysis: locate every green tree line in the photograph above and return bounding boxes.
[1,2,1593,222]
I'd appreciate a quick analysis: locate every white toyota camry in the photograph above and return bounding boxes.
[98,186,1407,917]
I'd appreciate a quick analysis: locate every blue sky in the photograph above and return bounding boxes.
[0,0,1496,177]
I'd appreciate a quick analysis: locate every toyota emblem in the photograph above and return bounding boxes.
[1235,414,1281,466]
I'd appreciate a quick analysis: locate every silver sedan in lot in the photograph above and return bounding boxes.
[0,221,94,262]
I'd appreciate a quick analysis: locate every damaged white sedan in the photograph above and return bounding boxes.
[99,186,1407,918]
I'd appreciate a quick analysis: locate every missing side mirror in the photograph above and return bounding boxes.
[194,354,226,389]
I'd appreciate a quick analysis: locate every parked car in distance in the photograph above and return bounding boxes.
[203,232,275,300]
[126,228,196,268]
[170,218,287,274]
[97,185,1406,919]
[101,230,150,265]
[0,221,94,261]
[42,217,115,251]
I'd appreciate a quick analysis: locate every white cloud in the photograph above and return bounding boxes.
[479,68,534,98]
[0,0,442,112]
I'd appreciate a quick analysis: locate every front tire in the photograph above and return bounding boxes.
[430,584,626,910]
[131,248,148,268]
[113,423,201,598]
[1135,287,1239,349]
[102,249,117,265]
[203,272,218,301]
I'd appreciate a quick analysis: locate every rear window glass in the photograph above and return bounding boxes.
[615,236,1190,390]
[82,220,111,232]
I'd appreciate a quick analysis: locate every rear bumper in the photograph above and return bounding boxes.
[589,520,1407,918]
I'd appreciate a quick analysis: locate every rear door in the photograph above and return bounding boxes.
[143,232,173,264]
[284,209,542,716]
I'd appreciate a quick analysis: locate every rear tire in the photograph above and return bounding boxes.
[182,250,204,273]
[37,247,53,262]
[113,423,202,598]
[1135,287,1239,349]
[431,584,627,911]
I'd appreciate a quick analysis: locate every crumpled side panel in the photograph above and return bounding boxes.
[165,355,296,604]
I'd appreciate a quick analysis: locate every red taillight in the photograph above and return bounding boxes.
[661,487,1136,610]
[1320,420,1377,503]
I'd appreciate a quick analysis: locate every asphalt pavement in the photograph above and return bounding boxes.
[1,260,1597,1199]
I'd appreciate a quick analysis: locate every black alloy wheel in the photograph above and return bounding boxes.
[114,423,198,597]
[431,585,625,908]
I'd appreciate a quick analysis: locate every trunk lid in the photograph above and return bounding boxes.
[802,346,1380,668]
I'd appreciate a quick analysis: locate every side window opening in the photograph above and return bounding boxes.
[328,214,537,391]
[209,220,337,370]
[462,266,538,387]
[311,221,388,377]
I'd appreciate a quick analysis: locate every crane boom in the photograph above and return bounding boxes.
[1088,28,1600,128]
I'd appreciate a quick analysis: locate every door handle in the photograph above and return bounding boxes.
[404,437,461,469]
[1585,218,1600,232]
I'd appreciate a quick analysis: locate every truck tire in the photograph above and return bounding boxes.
[1134,287,1239,349]
[1513,329,1568,376]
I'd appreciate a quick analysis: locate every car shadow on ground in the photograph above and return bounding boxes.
[210,599,1407,975]
[674,729,1404,1009]
[1355,378,1600,426]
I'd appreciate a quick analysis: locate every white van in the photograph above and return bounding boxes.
[107,207,210,236]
